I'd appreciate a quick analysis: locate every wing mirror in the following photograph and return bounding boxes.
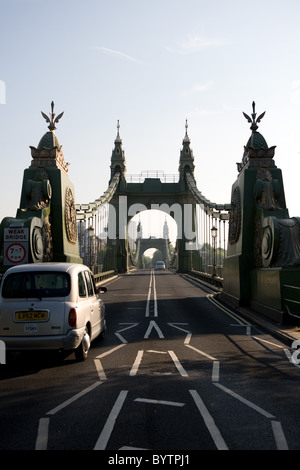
[98,286,107,294]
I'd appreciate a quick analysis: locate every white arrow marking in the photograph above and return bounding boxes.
[144,320,164,339]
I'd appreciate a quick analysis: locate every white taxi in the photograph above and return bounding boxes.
[0,263,107,361]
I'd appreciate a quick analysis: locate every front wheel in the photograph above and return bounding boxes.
[75,326,90,361]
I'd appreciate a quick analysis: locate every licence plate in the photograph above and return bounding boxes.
[15,311,48,321]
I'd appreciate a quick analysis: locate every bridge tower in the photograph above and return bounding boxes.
[177,120,197,270]
[110,120,127,186]
[107,120,199,273]
[222,102,300,323]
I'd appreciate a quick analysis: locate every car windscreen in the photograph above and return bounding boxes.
[2,271,71,298]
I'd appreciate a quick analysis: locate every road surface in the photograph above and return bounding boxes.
[0,269,299,451]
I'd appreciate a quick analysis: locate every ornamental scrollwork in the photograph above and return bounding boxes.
[65,187,77,244]
[229,187,241,245]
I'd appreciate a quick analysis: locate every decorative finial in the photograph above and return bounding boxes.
[115,119,122,143]
[41,101,64,131]
[183,119,190,143]
[243,101,265,132]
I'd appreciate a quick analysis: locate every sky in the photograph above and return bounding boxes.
[1,0,300,240]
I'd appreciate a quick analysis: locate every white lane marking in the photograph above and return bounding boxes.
[214,383,288,449]
[37,344,127,449]
[130,350,144,376]
[190,390,228,450]
[129,349,188,377]
[115,333,128,343]
[95,344,126,359]
[252,336,285,349]
[146,350,168,354]
[214,382,275,419]
[212,361,220,382]
[271,420,289,450]
[168,350,189,377]
[94,344,127,380]
[184,333,192,344]
[207,294,251,326]
[144,320,164,339]
[182,325,217,361]
[134,398,185,407]
[145,270,153,317]
[94,390,128,450]
[170,322,219,381]
[94,358,107,381]
[145,269,158,317]
[46,381,102,416]
[120,446,149,450]
[230,324,252,335]
[35,417,50,450]
[114,323,139,344]
[168,323,191,343]
[153,270,158,317]
[185,343,217,361]
[168,323,189,330]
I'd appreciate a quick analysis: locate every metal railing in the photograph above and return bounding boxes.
[126,171,179,183]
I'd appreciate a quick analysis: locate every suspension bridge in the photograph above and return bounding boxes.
[1,101,300,324]
[75,119,229,278]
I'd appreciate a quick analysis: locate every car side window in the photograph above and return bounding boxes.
[78,272,87,297]
[84,271,94,297]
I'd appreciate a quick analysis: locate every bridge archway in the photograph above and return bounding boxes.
[128,209,177,268]
[135,238,170,269]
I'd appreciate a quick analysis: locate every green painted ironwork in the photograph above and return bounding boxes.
[222,102,300,324]
[0,102,82,280]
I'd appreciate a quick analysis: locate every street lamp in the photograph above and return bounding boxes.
[211,225,218,277]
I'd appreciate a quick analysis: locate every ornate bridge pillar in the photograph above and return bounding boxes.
[222,102,300,323]
[0,102,82,276]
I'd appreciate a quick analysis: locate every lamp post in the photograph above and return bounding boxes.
[211,225,218,277]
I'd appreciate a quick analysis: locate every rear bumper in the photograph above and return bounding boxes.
[0,328,85,351]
